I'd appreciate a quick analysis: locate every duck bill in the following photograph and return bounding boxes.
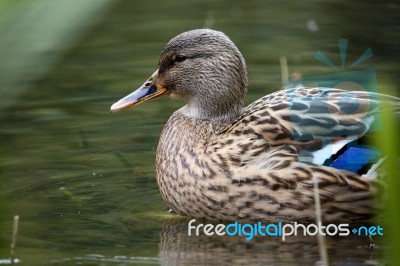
[110,70,167,112]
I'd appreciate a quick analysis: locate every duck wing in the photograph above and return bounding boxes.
[233,87,398,141]
[219,87,399,169]
[203,88,398,221]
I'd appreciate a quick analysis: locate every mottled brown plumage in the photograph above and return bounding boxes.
[111,29,399,223]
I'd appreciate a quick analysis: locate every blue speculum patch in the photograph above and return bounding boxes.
[325,142,381,174]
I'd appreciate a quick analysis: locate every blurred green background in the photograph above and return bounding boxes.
[0,0,399,265]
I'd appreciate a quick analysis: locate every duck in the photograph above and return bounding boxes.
[110,29,399,223]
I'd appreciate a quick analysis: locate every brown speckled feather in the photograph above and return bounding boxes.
[156,87,389,222]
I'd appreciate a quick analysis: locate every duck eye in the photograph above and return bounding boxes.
[174,54,187,62]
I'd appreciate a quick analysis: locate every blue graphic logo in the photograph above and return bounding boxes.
[286,40,382,173]
[289,39,377,92]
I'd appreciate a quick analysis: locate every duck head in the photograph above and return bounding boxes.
[110,29,248,120]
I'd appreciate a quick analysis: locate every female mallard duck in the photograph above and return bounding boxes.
[111,29,399,223]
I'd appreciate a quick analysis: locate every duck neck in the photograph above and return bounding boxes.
[181,96,243,123]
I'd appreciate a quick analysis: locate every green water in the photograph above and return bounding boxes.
[0,0,399,265]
